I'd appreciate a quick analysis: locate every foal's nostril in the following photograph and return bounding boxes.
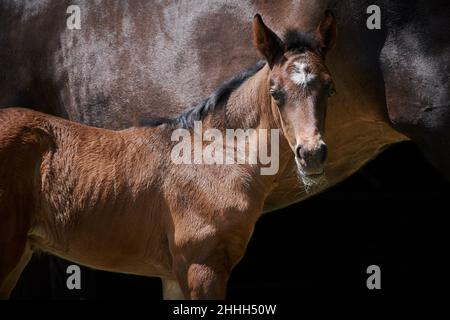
[296,146,302,159]
[319,144,328,163]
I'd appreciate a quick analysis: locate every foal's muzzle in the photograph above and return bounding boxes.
[295,141,327,176]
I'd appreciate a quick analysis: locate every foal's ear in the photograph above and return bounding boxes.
[315,10,337,55]
[252,14,284,68]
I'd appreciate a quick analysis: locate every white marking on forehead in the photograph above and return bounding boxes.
[291,62,316,87]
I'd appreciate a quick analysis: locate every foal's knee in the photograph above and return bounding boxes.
[185,263,229,299]
[169,218,255,299]
[172,248,235,299]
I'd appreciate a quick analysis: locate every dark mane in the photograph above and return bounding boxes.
[140,60,266,129]
[283,29,323,55]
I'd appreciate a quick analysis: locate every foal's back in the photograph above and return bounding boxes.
[0,108,172,276]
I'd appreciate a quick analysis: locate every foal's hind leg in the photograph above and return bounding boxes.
[0,198,35,299]
[0,243,32,299]
[162,278,184,300]
[0,205,34,299]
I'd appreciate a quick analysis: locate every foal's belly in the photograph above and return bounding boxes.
[28,207,173,278]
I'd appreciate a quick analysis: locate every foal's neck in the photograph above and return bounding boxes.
[201,65,292,185]
[203,65,279,131]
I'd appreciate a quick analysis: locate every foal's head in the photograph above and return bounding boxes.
[253,12,337,185]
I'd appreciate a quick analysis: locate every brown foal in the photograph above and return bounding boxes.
[0,12,336,299]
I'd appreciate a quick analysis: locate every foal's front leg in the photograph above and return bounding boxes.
[181,248,238,299]
[172,245,236,299]
[170,215,255,299]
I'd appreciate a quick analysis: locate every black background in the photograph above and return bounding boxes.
[11,141,450,299]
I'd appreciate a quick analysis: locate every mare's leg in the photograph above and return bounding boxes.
[162,278,184,300]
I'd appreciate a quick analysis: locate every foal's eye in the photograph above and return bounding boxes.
[328,87,336,98]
